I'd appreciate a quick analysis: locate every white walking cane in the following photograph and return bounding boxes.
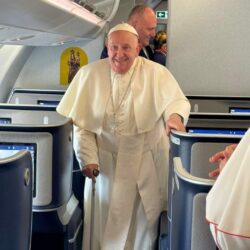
[90,169,99,250]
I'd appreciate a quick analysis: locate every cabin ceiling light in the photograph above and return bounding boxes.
[42,0,103,25]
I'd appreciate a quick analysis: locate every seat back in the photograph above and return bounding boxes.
[0,150,33,250]
[190,142,229,178]
[7,88,65,106]
[0,100,82,250]
[191,193,215,250]
[187,96,250,113]
[168,129,242,250]
[171,157,216,250]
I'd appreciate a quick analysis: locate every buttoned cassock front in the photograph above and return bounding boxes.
[57,57,190,249]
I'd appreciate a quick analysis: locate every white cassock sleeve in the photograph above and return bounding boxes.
[160,69,190,125]
[206,128,250,250]
[163,100,190,126]
[73,125,99,168]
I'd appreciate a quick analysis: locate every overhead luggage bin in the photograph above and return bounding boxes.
[0,0,120,46]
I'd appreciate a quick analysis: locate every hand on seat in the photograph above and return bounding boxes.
[208,144,238,177]
[166,113,185,136]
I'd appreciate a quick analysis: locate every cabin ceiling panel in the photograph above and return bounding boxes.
[0,0,119,46]
[0,25,86,46]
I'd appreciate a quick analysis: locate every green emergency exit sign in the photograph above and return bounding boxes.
[156,11,168,19]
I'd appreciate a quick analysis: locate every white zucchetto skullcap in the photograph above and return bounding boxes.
[108,23,138,37]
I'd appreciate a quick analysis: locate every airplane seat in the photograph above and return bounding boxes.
[190,142,230,177]
[191,193,215,250]
[0,150,33,250]
[167,129,242,250]
[7,89,85,207]
[7,88,65,105]
[28,112,83,250]
[0,105,83,250]
[32,195,83,250]
[187,95,250,113]
[172,157,216,250]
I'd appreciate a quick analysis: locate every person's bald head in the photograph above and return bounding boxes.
[128,5,157,47]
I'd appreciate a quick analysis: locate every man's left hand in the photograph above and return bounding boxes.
[166,113,185,135]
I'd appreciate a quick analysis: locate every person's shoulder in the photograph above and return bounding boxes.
[153,53,166,66]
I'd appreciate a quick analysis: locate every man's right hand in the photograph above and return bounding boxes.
[208,144,238,177]
[82,164,99,182]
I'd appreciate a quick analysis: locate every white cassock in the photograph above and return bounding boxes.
[206,128,250,250]
[57,57,190,250]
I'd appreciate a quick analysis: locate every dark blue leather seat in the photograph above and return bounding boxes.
[0,150,32,250]
[167,129,242,250]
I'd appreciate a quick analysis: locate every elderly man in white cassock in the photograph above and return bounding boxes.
[57,23,190,250]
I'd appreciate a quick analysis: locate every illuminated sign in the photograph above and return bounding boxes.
[156,11,168,19]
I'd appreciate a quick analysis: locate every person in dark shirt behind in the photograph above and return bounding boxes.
[100,4,157,61]
[153,30,167,66]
